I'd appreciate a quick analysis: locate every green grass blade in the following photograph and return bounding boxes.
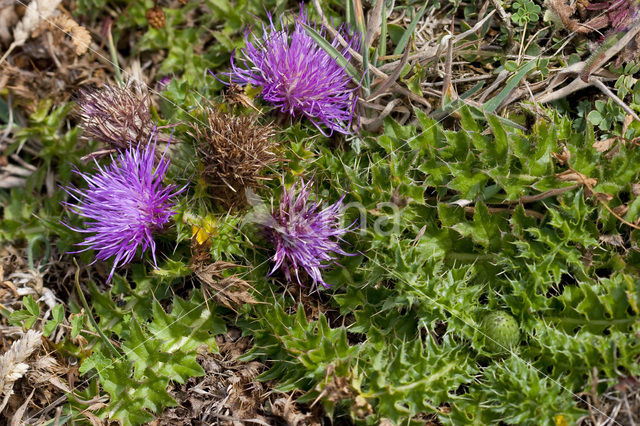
[352,0,370,92]
[483,60,537,113]
[393,2,429,56]
[301,23,362,83]
[378,2,387,61]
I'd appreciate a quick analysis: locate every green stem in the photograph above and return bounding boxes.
[353,0,370,95]
[107,22,123,87]
[445,253,496,263]
[517,21,527,66]
[378,3,387,63]
[27,235,50,272]
[73,259,121,357]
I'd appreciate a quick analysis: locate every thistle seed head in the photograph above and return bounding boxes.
[192,108,280,208]
[76,82,170,150]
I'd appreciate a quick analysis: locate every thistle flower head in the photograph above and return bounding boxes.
[63,138,183,282]
[229,8,360,136]
[76,82,169,150]
[264,179,352,288]
[192,108,280,208]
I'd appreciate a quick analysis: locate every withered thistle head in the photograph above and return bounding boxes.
[76,82,169,150]
[193,108,280,208]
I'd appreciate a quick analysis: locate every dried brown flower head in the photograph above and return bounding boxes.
[76,82,169,150]
[192,108,280,208]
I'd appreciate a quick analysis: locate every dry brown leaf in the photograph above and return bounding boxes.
[352,395,373,418]
[365,0,384,48]
[26,355,70,394]
[49,15,91,55]
[555,170,597,187]
[614,375,640,393]
[439,405,453,414]
[191,261,259,309]
[0,60,107,110]
[156,331,272,425]
[632,183,640,197]
[84,402,108,412]
[599,234,625,247]
[9,388,34,426]
[0,279,18,299]
[81,410,106,425]
[593,137,617,152]
[271,396,320,426]
[595,192,614,203]
[613,204,629,216]
[552,147,571,165]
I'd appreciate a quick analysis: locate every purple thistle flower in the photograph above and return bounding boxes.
[62,138,184,283]
[228,8,360,136]
[264,178,352,288]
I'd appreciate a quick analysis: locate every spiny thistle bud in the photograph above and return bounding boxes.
[192,108,280,208]
[76,82,169,151]
[481,311,521,354]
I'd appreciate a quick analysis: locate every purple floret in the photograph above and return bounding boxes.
[62,138,184,283]
[229,7,360,136]
[265,178,352,288]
